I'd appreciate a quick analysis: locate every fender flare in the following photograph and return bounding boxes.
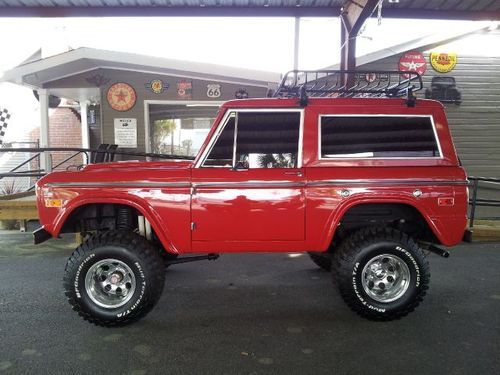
[321,195,444,249]
[51,195,179,254]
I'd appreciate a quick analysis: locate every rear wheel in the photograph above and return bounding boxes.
[63,230,165,326]
[332,227,430,321]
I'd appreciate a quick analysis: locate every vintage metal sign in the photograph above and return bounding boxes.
[207,84,221,98]
[107,83,137,112]
[235,88,249,99]
[146,79,169,94]
[430,52,457,73]
[399,51,427,77]
[177,80,192,99]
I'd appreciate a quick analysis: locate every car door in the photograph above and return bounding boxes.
[191,109,305,245]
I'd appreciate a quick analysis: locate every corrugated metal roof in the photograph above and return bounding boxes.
[0,1,499,20]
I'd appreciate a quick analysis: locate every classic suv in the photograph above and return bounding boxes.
[34,71,468,326]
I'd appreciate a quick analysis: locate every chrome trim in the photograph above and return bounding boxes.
[193,181,305,189]
[307,179,469,187]
[317,114,444,161]
[45,181,191,188]
[232,112,239,167]
[46,179,468,190]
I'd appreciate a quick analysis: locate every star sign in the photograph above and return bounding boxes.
[115,90,127,102]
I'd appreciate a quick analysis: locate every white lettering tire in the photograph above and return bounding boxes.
[63,230,165,327]
[333,227,430,321]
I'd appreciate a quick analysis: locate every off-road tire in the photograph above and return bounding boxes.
[308,252,332,271]
[63,230,166,327]
[332,227,430,321]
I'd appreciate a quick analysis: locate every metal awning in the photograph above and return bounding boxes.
[0,1,499,20]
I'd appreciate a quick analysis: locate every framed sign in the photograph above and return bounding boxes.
[107,83,137,112]
[114,118,137,148]
[177,80,192,99]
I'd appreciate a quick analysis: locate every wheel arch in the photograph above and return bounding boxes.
[52,197,178,254]
[324,198,443,249]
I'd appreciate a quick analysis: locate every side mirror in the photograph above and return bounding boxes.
[233,160,249,170]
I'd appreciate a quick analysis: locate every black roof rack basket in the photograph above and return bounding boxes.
[274,70,423,105]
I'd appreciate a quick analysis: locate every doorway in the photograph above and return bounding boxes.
[145,101,222,157]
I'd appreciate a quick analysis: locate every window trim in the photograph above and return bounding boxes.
[317,114,443,161]
[196,108,304,169]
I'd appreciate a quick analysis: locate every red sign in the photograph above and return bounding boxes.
[399,51,427,77]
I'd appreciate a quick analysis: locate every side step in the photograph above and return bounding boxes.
[166,253,219,265]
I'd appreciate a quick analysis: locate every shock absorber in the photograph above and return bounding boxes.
[116,206,133,230]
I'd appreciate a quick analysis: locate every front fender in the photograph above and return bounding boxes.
[45,193,181,254]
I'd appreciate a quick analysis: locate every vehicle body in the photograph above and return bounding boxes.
[34,71,469,326]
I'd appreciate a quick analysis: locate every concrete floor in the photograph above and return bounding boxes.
[0,231,499,375]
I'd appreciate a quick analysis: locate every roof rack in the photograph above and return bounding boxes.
[274,70,423,107]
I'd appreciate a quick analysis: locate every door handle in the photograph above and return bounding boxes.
[284,171,303,177]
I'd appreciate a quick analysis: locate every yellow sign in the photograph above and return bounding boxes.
[430,52,457,73]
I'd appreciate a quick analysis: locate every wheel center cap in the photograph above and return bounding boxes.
[110,274,122,284]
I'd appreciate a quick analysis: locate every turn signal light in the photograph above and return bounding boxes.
[45,199,63,208]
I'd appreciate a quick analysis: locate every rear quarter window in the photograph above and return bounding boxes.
[320,116,441,159]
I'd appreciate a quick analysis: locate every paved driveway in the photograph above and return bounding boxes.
[0,232,499,374]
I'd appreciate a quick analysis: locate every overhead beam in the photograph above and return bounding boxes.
[0,6,498,20]
[0,6,340,18]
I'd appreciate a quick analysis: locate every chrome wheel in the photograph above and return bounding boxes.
[84,258,136,309]
[361,254,411,303]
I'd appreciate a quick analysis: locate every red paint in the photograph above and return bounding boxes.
[36,97,468,253]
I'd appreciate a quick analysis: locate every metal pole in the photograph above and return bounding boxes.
[38,89,52,172]
[293,17,300,71]
[469,179,479,228]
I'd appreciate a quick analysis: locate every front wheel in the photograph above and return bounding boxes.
[333,227,430,321]
[63,230,166,326]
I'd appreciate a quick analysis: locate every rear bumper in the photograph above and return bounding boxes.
[33,226,52,244]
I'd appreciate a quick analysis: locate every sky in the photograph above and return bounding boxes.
[0,16,497,142]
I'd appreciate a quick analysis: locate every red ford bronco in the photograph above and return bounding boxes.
[34,71,468,326]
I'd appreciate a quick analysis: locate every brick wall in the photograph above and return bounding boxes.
[30,107,83,170]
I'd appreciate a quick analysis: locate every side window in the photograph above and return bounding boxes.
[235,112,301,169]
[320,116,440,158]
[203,113,236,167]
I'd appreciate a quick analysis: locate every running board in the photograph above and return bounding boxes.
[166,253,219,265]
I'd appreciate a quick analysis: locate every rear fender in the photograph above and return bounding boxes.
[323,195,449,248]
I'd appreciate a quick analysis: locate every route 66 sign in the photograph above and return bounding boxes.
[207,84,221,98]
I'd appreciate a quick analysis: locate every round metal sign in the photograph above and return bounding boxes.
[107,83,137,112]
[398,51,427,76]
[430,52,457,73]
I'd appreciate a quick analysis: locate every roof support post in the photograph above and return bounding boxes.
[293,17,301,71]
[340,0,380,85]
[38,89,51,172]
[80,98,90,160]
